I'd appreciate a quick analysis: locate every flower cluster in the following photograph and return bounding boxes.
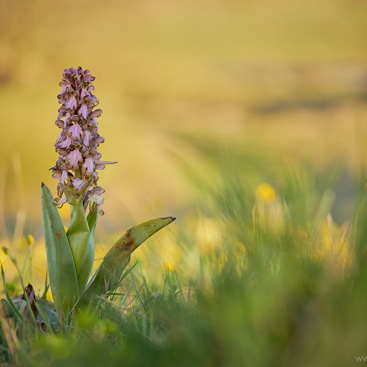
[51,66,115,214]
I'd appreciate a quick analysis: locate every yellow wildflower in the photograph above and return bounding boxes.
[26,234,35,246]
[164,262,175,272]
[46,290,54,301]
[256,183,276,203]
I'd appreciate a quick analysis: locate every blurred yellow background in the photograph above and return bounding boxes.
[1,0,367,290]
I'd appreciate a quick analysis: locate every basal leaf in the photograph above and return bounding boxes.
[78,216,175,306]
[41,183,80,316]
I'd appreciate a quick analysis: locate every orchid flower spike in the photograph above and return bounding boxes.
[51,66,116,214]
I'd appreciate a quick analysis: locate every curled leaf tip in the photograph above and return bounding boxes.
[162,216,176,222]
[78,216,175,306]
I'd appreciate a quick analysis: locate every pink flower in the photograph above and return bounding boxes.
[67,149,82,169]
[64,113,71,124]
[83,130,91,146]
[52,171,62,179]
[73,178,87,191]
[78,104,88,119]
[59,137,72,149]
[54,196,67,207]
[68,124,82,140]
[92,186,105,196]
[61,170,68,182]
[90,109,103,119]
[55,120,64,128]
[81,88,89,99]
[82,157,94,176]
[65,96,77,110]
[95,136,104,144]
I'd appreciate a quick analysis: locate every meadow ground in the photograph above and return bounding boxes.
[0,0,367,365]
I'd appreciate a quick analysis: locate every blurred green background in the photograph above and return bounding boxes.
[1,0,367,285]
[1,1,367,365]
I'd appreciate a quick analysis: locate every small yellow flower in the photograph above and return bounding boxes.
[256,183,276,203]
[26,234,35,246]
[164,262,175,272]
[46,290,54,301]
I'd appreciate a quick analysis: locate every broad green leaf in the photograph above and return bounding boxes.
[78,216,175,306]
[41,183,80,316]
[67,199,97,291]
